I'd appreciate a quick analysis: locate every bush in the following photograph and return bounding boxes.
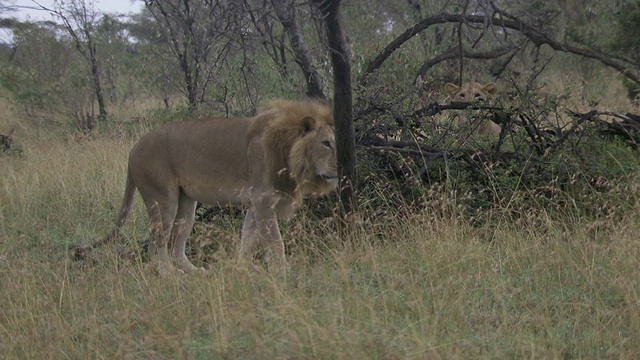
[354,79,640,233]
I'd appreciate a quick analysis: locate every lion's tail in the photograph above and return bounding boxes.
[96,166,137,247]
[73,167,137,260]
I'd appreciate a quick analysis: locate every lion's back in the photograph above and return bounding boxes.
[131,117,253,165]
[127,117,256,205]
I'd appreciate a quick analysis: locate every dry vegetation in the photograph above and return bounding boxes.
[1,85,640,359]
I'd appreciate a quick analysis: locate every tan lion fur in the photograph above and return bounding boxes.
[85,98,337,275]
[444,82,501,135]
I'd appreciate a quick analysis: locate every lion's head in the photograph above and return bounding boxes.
[250,99,337,198]
[443,82,501,135]
[445,82,498,103]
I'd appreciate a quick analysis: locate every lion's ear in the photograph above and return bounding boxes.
[301,116,317,134]
[444,83,459,96]
[483,82,498,94]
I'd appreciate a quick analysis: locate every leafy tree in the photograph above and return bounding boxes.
[615,3,640,59]
[93,14,134,105]
[6,21,89,116]
[31,0,109,121]
[612,2,640,98]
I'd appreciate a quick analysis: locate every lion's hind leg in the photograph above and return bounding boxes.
[143,196,179,277]
[169,195,205,274]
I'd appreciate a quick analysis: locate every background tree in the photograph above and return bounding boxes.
[34,0,109,121]
[0,0,17,18]
[4,21,85,116]
[93,14,136,107]
[611,2,640,99]
[141,0,243,112]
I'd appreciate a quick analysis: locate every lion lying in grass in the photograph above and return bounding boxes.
[83,99,338,275]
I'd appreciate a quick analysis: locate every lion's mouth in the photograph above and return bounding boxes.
[320,174,339,186]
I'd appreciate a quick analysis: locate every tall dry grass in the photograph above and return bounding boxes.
[1,90,640,358]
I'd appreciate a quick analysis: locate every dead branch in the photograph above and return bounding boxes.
[271,0,325,99]
[357,100,640,179]
[359,135,441,155]
[358,133,522,178]
[0,129,15,151]
[570,111,640,150]
[414,44,523,83]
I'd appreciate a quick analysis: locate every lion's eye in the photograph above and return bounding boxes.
[322,140,332,149]
[474,93,482,99]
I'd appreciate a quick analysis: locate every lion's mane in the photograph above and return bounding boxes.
[248,99,335,199]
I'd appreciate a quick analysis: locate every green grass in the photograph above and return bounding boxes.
[1,121,639,358]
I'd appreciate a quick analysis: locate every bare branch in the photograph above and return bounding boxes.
[413,44,522,84]
[271,0,325,99]
[361,11,640,85]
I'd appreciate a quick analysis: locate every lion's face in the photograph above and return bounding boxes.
[445,82,498,103]
[310,125,338,186]
[444,82,501,135]
[289,118,338,195]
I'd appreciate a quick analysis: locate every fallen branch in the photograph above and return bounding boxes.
[570,110,640,150]
[0,129,15,151]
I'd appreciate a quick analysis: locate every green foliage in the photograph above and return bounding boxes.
[2,21,93,119]
[622,78,640,101]
[611,3,640,59]
[358,130,639,240]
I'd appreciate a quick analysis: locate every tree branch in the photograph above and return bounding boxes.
[361,11,640,84]
[414,44,522,84]
[271,0,325,99]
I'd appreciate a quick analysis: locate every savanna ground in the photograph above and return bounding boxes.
[1,71,640,359]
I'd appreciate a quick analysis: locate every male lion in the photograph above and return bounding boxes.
[444,82,501,135]
[89,99,337,275]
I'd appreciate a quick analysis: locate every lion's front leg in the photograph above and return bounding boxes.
[240,201,288,275]
[255,207,287,275]
[239,208,258,262]
[261,217,287,275]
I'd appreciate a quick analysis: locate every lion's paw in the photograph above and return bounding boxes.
[155,262,177,277]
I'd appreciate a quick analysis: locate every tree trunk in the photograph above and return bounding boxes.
[83,22,107,121]
[184,65,197,112]
[315,0,356,215]
[271,0,325,99]
[89,43,107,121]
